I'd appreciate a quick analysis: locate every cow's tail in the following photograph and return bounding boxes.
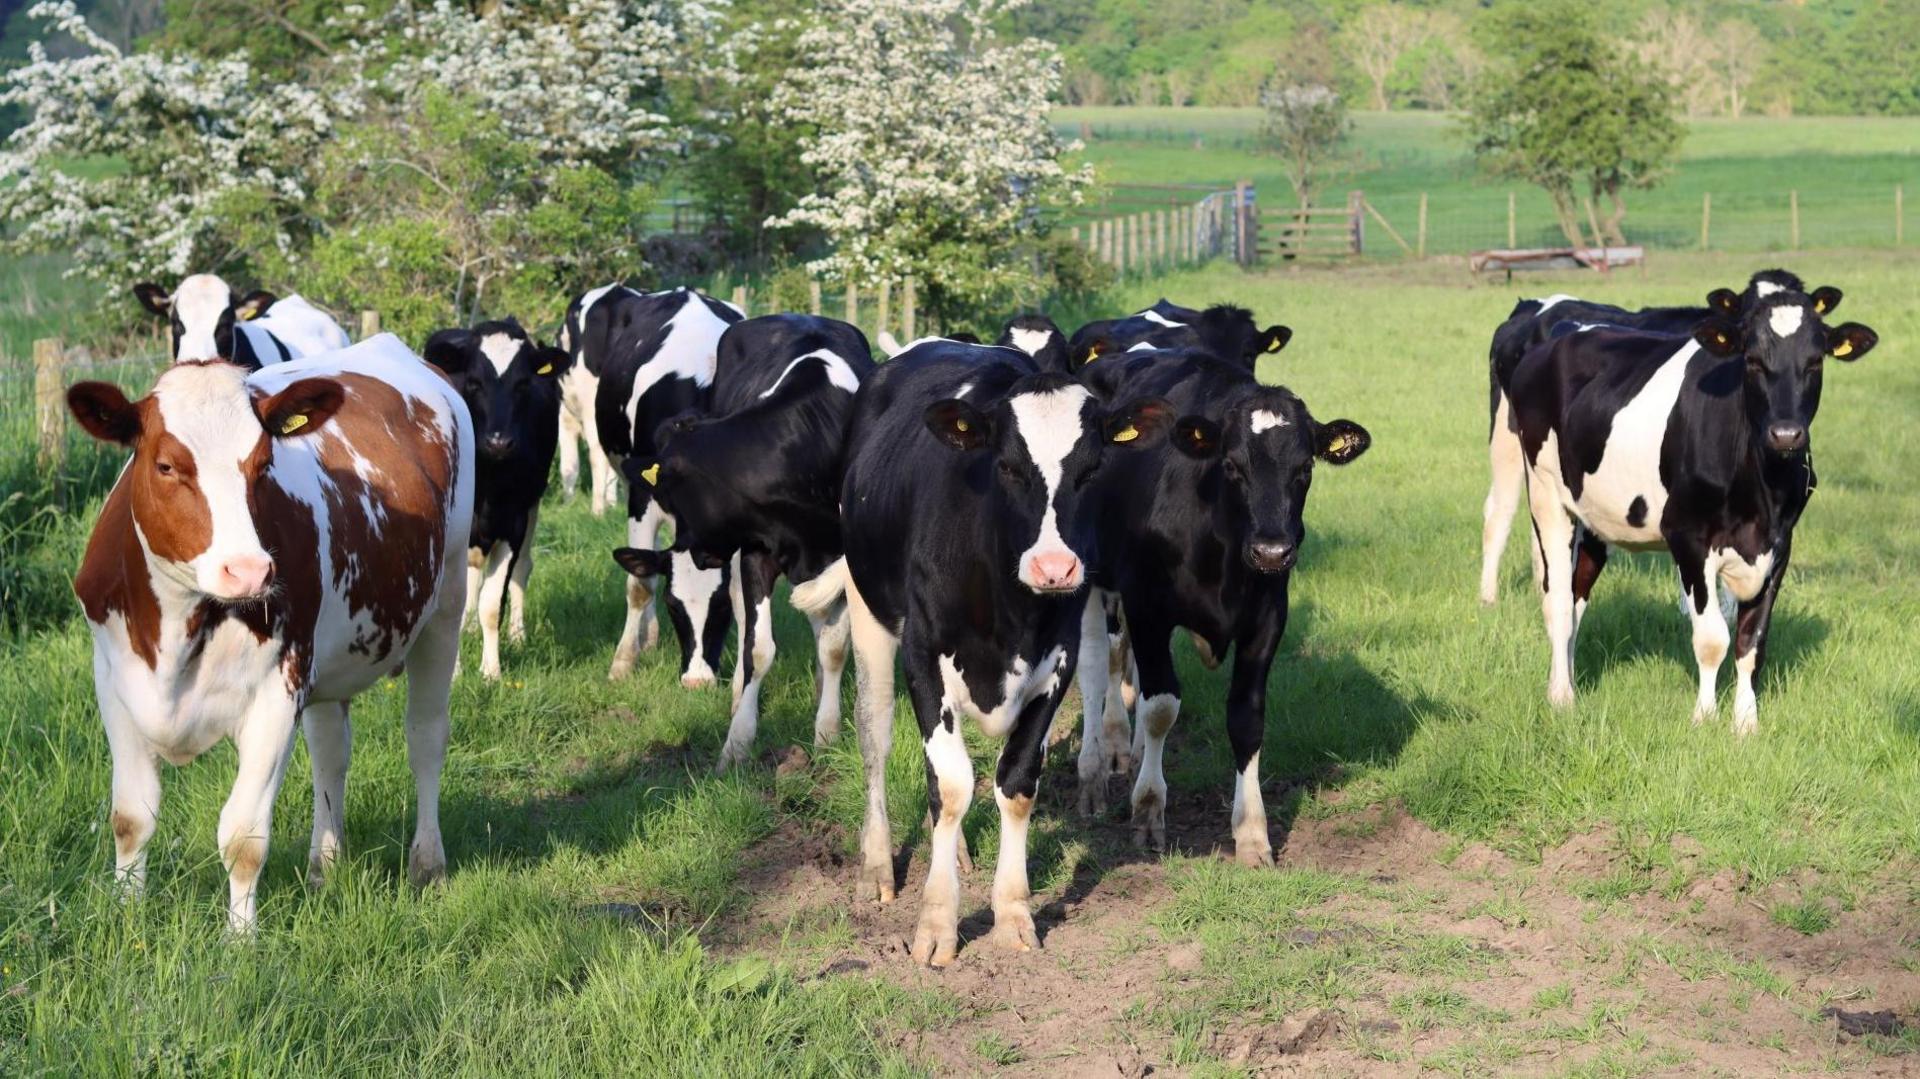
[876,331,905,358]
[789,557,849,616]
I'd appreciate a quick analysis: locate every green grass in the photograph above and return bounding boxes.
[1053,108,1920,254]
[3,249,1919,1071]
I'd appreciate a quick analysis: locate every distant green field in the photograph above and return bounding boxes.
[1054,108,1920,254]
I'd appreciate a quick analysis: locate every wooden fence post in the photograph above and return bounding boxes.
[1117,219,1129,276]
[876,280,891,341]
[903,279,917,340]
[34,337,66,506]
[1349,190,1365,256]
[809,279,822,316]
[1897,184,1905,246]
[1790,189,1800,249]
[1156,209,1168,268]
[1416,192,1428,259]
[1234,180,1250,266]
[359,310,380,339]
[1507,191,1516,248]
[1701,193,1712,250]
[845,280,858,329]
[731,285,748,316]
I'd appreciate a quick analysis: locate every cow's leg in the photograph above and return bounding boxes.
[809,599,851,748]
[669,550,728,689]
[1228,610,1286,867]
[1075,590,1114,815]
[402,593,459,888]
[507,507,536,644]
[609,503,665,680]
[218,693,301,932]
[462,547,483,633]
[1127,618,1182,850]
[477,540,512,681]
[717,550,780,774]
[989,687,1063,953]
[1481,391,1526,605]
[1671,539,1728,725]
[907,651,970,968]
[557,376,584,502]
[846,574,899,902]
[303,699,351,887]
[1570,526,1608,657]
[1527,472,1579,708]
[728,555,747,710]
[1730,546,1788,737]
[103,703,162,897]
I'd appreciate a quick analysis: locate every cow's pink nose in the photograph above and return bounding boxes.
[218,554,275,597]
[1027,551,1082,591]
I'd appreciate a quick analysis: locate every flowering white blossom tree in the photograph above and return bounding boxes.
[766,0,1091,321]
[0,1,341,283]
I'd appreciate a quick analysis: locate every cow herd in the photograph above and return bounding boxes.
[64,268,1878,964]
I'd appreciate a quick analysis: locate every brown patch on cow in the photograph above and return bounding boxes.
[132,430,215,563]
[109,810,140,856]
[305,373,459,663]
[73,476,163,667]
[224,833,267,883]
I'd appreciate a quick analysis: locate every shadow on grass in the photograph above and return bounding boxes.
[1569,584,1831,694]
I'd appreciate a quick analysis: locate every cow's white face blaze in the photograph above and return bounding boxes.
[1008,384,1094,593]
[172,276,234,362]
[68,363,348,603]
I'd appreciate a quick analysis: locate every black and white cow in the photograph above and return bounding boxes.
[1503,282,1876,734]
[577,286,743,686]
[1479,269,1841,603]
[134,274,350,369]
[995,314,1072,374]
[612,314,874,773]
[790,339,1170,966]
[1075,348,1371,864]
[554,283,628,515]
[423,318,572,680]
[1068,299,1291,371]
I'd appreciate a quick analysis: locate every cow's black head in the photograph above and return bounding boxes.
[997,314,1071,374]
[422,317,571,463]
[134,275,276,363]
[619,412,746,573]
[924,373,1171,594]
[1193,304,1291,369]
[1708,269,1842,322]
[1168,386,1370,573]
[1694,291,1876,457]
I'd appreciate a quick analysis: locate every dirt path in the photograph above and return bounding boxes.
[709,778,1920,1076]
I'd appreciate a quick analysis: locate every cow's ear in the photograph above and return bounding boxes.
[68,382,142,445]
[1694,319,1741,356]
[233,290,276,321]
[1170,416,1222,459]
[133,282,172,317]
[531,346,571,378]
[1707,288,1740,315]
[924,399,990,450]
[1075,333,1115,369]
[1313,419,1372,465]
[1810,286,1843,316]
[1105,395,1172,447]
[612,546,668,580]
[421,330,473,376]
[1826,322,1878,362]
[621,455,662,488]
[1258,325,1292,356]
[256,378,345,438]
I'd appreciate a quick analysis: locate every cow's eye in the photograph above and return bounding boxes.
[156,460,174,476]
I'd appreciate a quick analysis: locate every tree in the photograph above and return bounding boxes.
[1715,19,1767,119]
[1258,19,1348,209]
[766,0,1091,327]
[1465,0,1681,247]
[1340,3,1429,111]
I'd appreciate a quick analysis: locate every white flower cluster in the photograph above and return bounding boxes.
[765,0,1090,286]
[0,1,341,281]
[341,0,735,174]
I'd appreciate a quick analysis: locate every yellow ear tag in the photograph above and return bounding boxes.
[1266,338,1282,352]
[238,307,259,321]
[280,413,308,435]
[1112,424,1139,443]
[1832,339,1853,358]
[1816,297,1830,314]
[640,463,660,485]
[1084,344,1103,362]
[536,363,554,375]
[1330,433,1354,454]
[955,419,970,433]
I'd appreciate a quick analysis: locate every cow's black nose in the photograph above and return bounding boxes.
[1245,540,1297,573]
[1766,424,1807,453]
[481,433,516,458]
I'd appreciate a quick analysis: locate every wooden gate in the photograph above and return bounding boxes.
[1258,190,1363,261]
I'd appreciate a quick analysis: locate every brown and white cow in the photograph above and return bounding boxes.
[68,334,473,931]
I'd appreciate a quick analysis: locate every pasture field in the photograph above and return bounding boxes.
[1053,108,1920,256]
[4,250,1920,1075]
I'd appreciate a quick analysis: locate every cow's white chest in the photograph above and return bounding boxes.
[1569,343,1696,545]
[97,613,283,764]
[937,647,1066,738]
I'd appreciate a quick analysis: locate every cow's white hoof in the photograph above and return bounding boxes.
[607,654,635,681]
[681,673,715,690]
[407,841,447,888]
[480,661,501,682]
[713,741,750,776]
[1547,683,1575,709]
[1692,705,1715,727]
[858,862,896,903]
[1732,711,1758,737]
[1131,793,1167,851]
[987,906,1039,953]
[1076,759,1109,818]
[911,913,959,967]
[1236,839,1276,868]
